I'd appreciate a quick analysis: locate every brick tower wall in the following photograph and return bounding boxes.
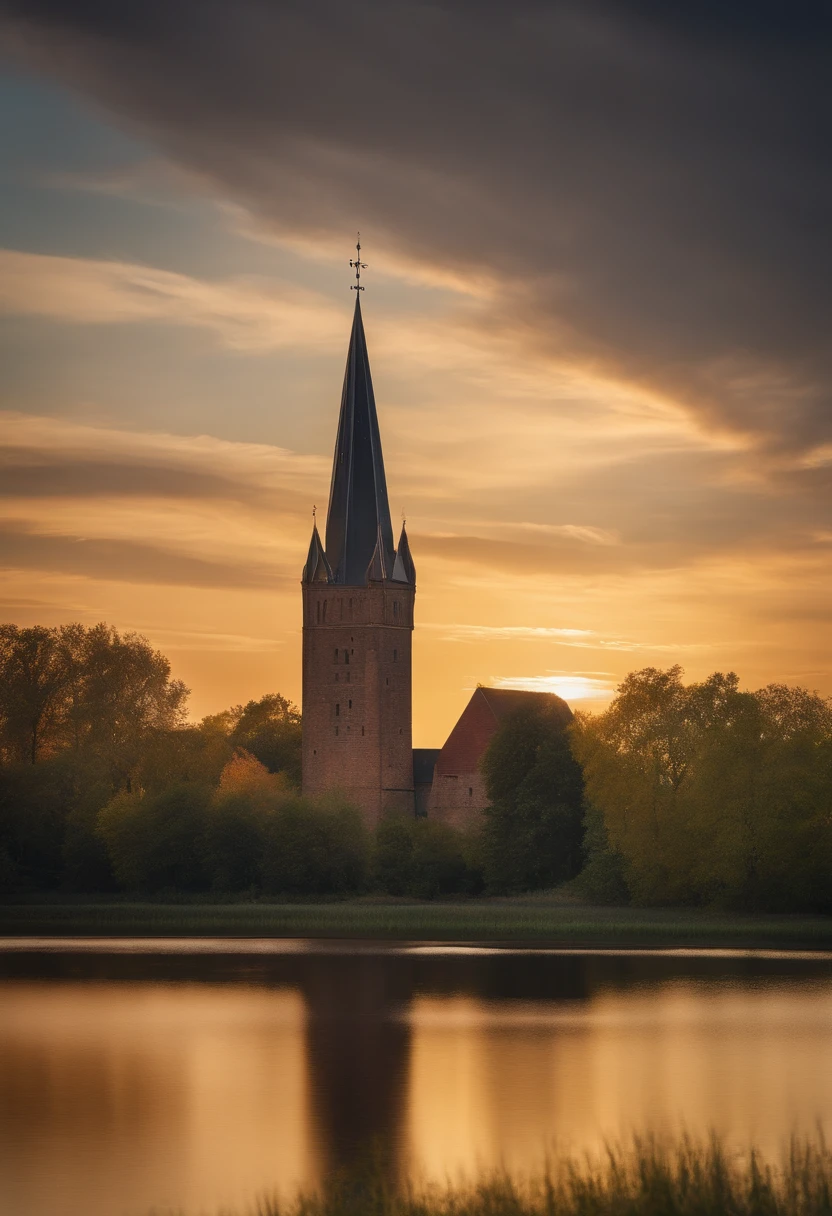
[302,583,415,827]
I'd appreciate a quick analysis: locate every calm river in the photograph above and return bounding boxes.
[2,941,832,1216]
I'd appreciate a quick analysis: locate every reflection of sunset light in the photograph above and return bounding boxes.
[404,985,832,1183]
[0,984,312,1216]
[491,673,615,701]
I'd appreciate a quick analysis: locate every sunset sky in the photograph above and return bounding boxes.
[0,1,829,746]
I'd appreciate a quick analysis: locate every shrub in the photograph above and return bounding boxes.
[260,794,369,896]
[97,782,211,891]
[373,816,473,898]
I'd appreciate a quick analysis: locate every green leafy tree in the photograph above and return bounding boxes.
[572,668,832,910]
[0,755,76,889]
[373,816,473,898]
[67,624,189,792]
[138,719,235,794]
[576,800,629,904]
[229,694,302,786]
[260,793,368,896]
[203,751,292,892]
[0,625,68,764]
[0,622,189,788]
[481,700,584,893]
[0,618,316,893]
[97,783,211,891]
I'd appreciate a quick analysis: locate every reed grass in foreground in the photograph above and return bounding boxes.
[241,1138,832,1216]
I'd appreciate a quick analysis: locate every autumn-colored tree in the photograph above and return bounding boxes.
[228,694,302,785]
[203,751,293,891]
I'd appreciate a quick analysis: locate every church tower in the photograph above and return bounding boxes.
[301,261,415,825]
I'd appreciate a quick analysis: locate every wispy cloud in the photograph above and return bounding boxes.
[440,625,595,641]
[136,626,286,653]
[429,623,704,653]
[0,410,327,498]
[0,249,346,350]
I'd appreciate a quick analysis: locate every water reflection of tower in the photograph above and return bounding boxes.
[301,953,414,1175]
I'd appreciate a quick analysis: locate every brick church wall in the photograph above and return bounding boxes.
[428,687,573,832]
[302,582,415,827]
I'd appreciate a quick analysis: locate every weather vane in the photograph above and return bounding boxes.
[350,233,366,292]
[312,504,317,521]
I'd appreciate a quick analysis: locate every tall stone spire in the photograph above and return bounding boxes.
[324,294,395,585]
[301,242,416,824]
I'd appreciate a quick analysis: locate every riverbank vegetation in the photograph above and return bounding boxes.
[2,623,831,919]
[4,898,832,949]
[573,666,832,913]
[197,1135,832,1216]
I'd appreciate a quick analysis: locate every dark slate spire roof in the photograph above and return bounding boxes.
[392,523,416,585]
[302,521,333,584]
[324,295,395,585]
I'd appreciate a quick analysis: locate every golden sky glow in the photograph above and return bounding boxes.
[0,31,829,745]
[1,241,829,745]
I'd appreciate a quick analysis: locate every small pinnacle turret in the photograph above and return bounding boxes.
[302,522,333,584]
[392,523,416,585]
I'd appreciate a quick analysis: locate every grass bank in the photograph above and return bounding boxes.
[2,896,832,949]
[196,1137,832,1216]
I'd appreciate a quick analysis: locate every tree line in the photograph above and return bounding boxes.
[1,623,830,911]
[572,666,832,911]
[0,623,479,896]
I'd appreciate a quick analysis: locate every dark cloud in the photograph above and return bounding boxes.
[1,0,831,454]
[0,522,285,588]
[0,451,248,500]
[0,444,317,515]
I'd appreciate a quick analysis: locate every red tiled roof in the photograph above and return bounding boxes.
[434,687,571,776]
